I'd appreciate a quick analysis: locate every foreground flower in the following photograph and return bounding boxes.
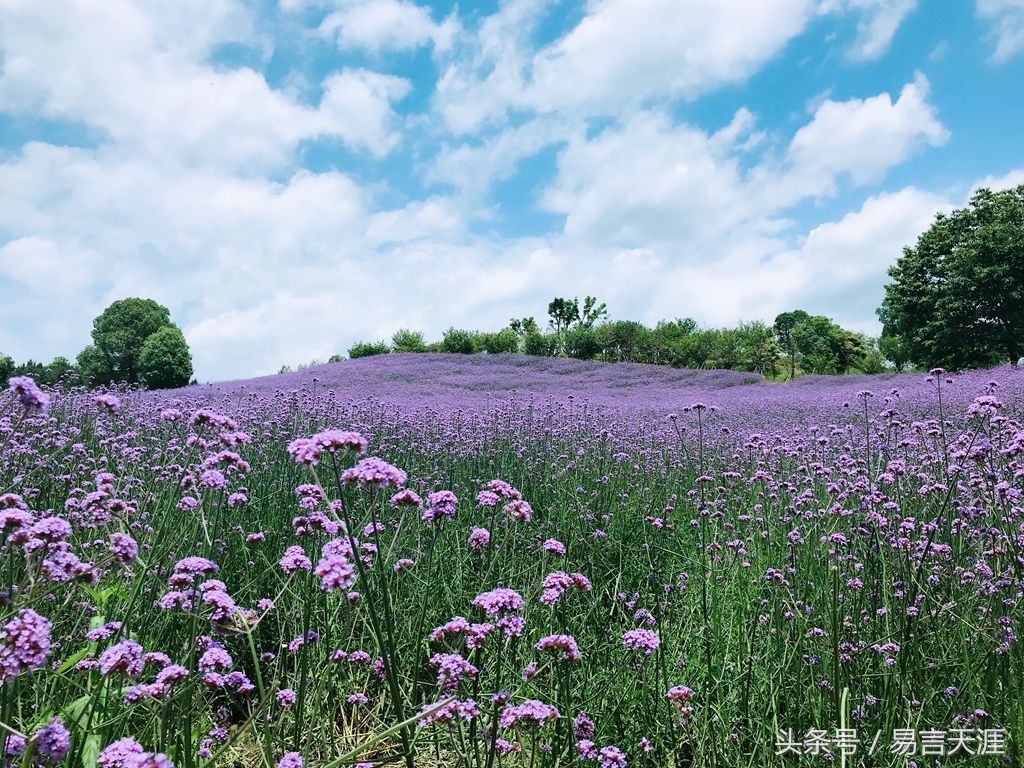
[34,718,70,763]
[500,700,560,731]
[0,608,52,682]
[287,430,367,465]
[98,738,144,768]
[277,753,303,768]
[8,376,49,411]
[622,629,660,655]
[535,634,582,661]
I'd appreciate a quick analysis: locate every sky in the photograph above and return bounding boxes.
[1,0,1023,382]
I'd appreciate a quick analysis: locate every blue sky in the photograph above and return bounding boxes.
[1,0,1023,381]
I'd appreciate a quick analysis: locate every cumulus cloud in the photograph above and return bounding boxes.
[822,0,918,61]
[976,0,1024,61]
[0,0,993,381]
[317,0,458,53]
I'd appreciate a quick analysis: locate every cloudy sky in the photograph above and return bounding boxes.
[1,0,1023,381]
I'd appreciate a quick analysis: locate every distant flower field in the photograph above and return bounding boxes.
[2,354,1023,767]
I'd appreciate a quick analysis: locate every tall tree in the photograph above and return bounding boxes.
[878,185,1024,369]
[774,310,810,380]
[78,298,175,385]
[138,326,193,389]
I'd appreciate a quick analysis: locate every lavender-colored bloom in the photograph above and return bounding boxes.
[109,533,139,563]
[472,588,524,617]
[315,552,355,591]
[9,376,50,411]
[341,457,407,489]
[94,393,121,412]
[500,700,560,731]
[98,738,145,768]
[276,688,297,707]
[468,527,490,550]
[0,609,52,681]
[279,546,312,574]
[123,753,174,768]
[276,753,303,768]
[35,718,71,763]
[622,629,660,655]
[99,639,144,678]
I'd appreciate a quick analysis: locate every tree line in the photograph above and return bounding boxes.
[2,298,194,390]
[330,302,888,380]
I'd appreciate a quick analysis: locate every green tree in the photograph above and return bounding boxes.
[791,315,845,375]
[596,320,650,362]
[522,330,557,356]
[478,329,518,354]
[441,328,478,354]
[138,326,193,389]
[879,332,911,372]
[736,321,780,376]
[774,310,810,380]
[347,341,390,358]
[878,185,1024,369]
[391,329,427,353]
[78,298,175,385]
[0,353,14,383]
[564,326,600,360]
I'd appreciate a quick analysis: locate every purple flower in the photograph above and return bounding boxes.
[622,629,660,655]
[94,393,121,412]
[279,546,312,574]
[468,527,490,550]
[277,753,303,768]
[315,552,356,591]
[276,688,297,708]
[99,639,144,678]
[124,753,174,768]
[499,700,560,731]
[8,376,50,411]
[109,533,139,564]
[287,430,367,465]
[535,634,582,661]
[1,609,52,681]
[341,457,407,489]
[98,738,145,768]
[35,718,70,763]
[472,588,523,617]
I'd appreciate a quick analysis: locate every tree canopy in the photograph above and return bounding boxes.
[78,298,182,386]
[878,184,1024,369]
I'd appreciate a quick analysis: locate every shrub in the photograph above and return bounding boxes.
[441,328,478,354]
[348,341,390,359]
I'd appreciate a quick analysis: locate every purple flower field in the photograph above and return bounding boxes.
[2,355,1023,767]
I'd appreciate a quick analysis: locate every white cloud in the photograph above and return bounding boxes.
[318,0,457,53]
[528,0,815,112]
[434,0,814,132]
[783,74,949,197]
[0,0,410,170]
[822,0,917,61]
[976,0,1024,61]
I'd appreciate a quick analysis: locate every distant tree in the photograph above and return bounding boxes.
[77,298,177,386]
[736,321,780,376]
[42,356,77,386]
[441,328,478,354]
[138,326,194,389]
[879,185,1024,369]
[774,310,811,380]
[648,319,698,367]
[596,320,649,363]
[522,330,557,356]
[347,341,390,359]
[577,296,608,329]
[879,332,911,372]
[392,329,427,353]
[479,329,518,354]
[328,354,344,363]
[0,353,14,383]
[792,315,846,375]
[509,317,539,337]
[564,326,600,360]
[547,298,579,338]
